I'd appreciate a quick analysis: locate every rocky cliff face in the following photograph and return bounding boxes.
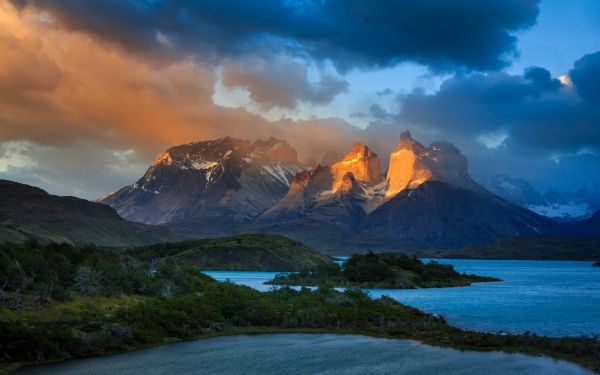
[100,137,306,224]
[385,131,479,197]
[259,142,388,228]
[330,144,383,191]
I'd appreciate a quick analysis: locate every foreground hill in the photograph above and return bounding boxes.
[0,180,176,247]
[129,234,333,271]
[435,235,600,260]
[2,241,598,373]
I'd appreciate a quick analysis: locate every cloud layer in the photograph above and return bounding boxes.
[1,1,598,199]
[399,55,600,154]
[11,0,540,72]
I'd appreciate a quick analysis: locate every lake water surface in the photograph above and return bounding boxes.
[17,334,593,375]
[205,259,600,337]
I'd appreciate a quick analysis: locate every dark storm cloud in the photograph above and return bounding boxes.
[11,0,540,72]
[369,103,393,120]
[398,53,600,154]
[376,88,394,97]
[570,51,600,101]
[523,67,562,94]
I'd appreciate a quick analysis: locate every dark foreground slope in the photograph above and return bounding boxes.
[0,241,599,374]
[129,234,333,271]
[0,180,176,247]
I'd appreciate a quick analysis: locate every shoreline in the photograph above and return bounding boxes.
[7,324,600,374]
[265,277,501,289]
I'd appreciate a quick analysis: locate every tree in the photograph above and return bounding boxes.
[74,266,100,296]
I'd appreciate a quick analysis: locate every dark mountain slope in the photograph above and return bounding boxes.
[0,180,176,247]
[360,181,560,248]
[570,210,600,236]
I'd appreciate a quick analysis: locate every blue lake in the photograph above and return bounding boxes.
[204,259,600,337]
[17,334,593,375]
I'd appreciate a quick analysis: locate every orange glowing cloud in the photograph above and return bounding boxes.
[0,3,378,164]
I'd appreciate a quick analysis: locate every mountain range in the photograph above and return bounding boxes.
[476,174,599,221]
[98,131,581,248]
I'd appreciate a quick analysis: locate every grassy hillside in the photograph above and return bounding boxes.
[268,252,500,289]
[129,234,333,271]
[438,235,600,260]
[0,180,177,248]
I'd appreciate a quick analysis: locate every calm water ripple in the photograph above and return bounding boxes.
[17,334,594,375]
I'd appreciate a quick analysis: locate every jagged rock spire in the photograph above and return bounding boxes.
[330,143,383,191]
[386,130,476,197]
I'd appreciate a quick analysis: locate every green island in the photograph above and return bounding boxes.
[593,261,600,267]
[267,252,500,289]
[1,240,599,374]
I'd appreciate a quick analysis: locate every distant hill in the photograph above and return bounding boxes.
[163,217,437,255]
[476,174,598,221]
[0,179,177,247]
[435,235,600,260]
[129,234,333,271]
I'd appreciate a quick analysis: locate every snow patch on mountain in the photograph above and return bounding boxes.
[261,162,302,186]
[477,174,598,220]
[528,202,594,220]
[191,160,219,170]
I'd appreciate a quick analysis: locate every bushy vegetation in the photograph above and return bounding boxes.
[268,251,500,289]
[0,241,211,307]
[0,242,598,374]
